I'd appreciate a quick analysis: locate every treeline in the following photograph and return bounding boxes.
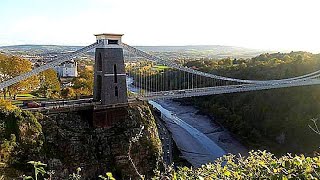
[134,51,320,155]
[185,51,320,80]
[185,51,320,155]
[132,51,320,93]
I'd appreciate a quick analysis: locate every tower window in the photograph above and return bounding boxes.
[108,40,118,44]
[115,86,119,97]
[114,64,117,83]
[96,75,102,101]
[97,52,102,71]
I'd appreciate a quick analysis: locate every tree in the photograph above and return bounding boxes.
[0,99,16,111]
[0,109,43,169]
[61,87,76,99]
[283,55,291,62]
[296,54,304,63]
[38,69,60,98]
[0,54,39,99]
[72,68,93,96]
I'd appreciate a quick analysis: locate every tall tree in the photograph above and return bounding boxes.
[38,69,61,98]
[72,68,93,96]
[0,54,39,99]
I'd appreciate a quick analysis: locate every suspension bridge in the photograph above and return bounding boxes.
[1,33,320,108]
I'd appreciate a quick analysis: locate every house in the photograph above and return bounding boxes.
[55,60,78,77]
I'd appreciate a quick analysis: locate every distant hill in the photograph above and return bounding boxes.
[0,44,82,54]
[0,44,270,59]
[136,45,256,52]
[135,45,270,59]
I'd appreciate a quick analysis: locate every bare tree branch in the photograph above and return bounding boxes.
[128,126,145,180]
[308,118,320,135]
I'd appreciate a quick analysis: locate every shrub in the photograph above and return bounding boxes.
[0,109,43,167]
[0,99,16,111]
[61,87,76,99]
[154,150,320,179]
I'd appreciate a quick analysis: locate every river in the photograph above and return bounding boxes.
[127,77,247,167]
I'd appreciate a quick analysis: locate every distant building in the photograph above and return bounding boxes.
[55,60,78,77]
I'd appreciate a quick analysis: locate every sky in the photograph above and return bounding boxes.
[1,0,320,52]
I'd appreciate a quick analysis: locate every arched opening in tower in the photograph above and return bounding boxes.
[114,64,118,83]
[96,75,102,101]
[115,86,119,97]
[97,52,102,71]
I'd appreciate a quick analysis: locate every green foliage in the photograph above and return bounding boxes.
[17,150,320,179]
[68,167,82,180]
[153,65,169,70]
[126,104,163,179]
[0,99,17,111]
[0,109,43,167]
[99,172,116,180]
[184,51,320,81]
[190,86,320,154]
[37,69,61,98]
[0,54,39,99]
[21,160,115,180]
[23,161,47,180]
[144,51,320,154]
[22,161,83,180]
[153,151,320,180]
[0,134,17,166]
[61,87,76,99]
[72,68,94,96]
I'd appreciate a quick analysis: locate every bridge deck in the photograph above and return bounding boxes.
[24,99,137,114]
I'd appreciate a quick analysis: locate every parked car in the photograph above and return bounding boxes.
[27,102,41,108]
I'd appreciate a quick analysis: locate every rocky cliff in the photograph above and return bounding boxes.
[0,102,163,179]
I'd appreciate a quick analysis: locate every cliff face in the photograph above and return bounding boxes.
[43,102,162,179]
[0,102,163,179]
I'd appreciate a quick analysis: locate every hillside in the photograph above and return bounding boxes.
[0,44,269,59]
[183,51,320,155]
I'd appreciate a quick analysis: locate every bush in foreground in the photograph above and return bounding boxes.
[154,150,320,180]
[14,151,320,179]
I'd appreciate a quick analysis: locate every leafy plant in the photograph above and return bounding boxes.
[0,99,17,111]
[99,172,116,180]
[68,167,82,180]
[23,161,47,180]
[153,150,320,179]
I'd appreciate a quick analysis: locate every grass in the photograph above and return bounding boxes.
[0,93,48,105]
[11,101,23,105]
[16,94,36,98]
[0,93,36,99]
[15,94,38,102]
[153,65,169,70]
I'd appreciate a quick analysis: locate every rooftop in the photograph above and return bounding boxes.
[94,33,123,37]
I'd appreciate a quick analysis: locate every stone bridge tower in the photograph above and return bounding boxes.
[93,33,128,106]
